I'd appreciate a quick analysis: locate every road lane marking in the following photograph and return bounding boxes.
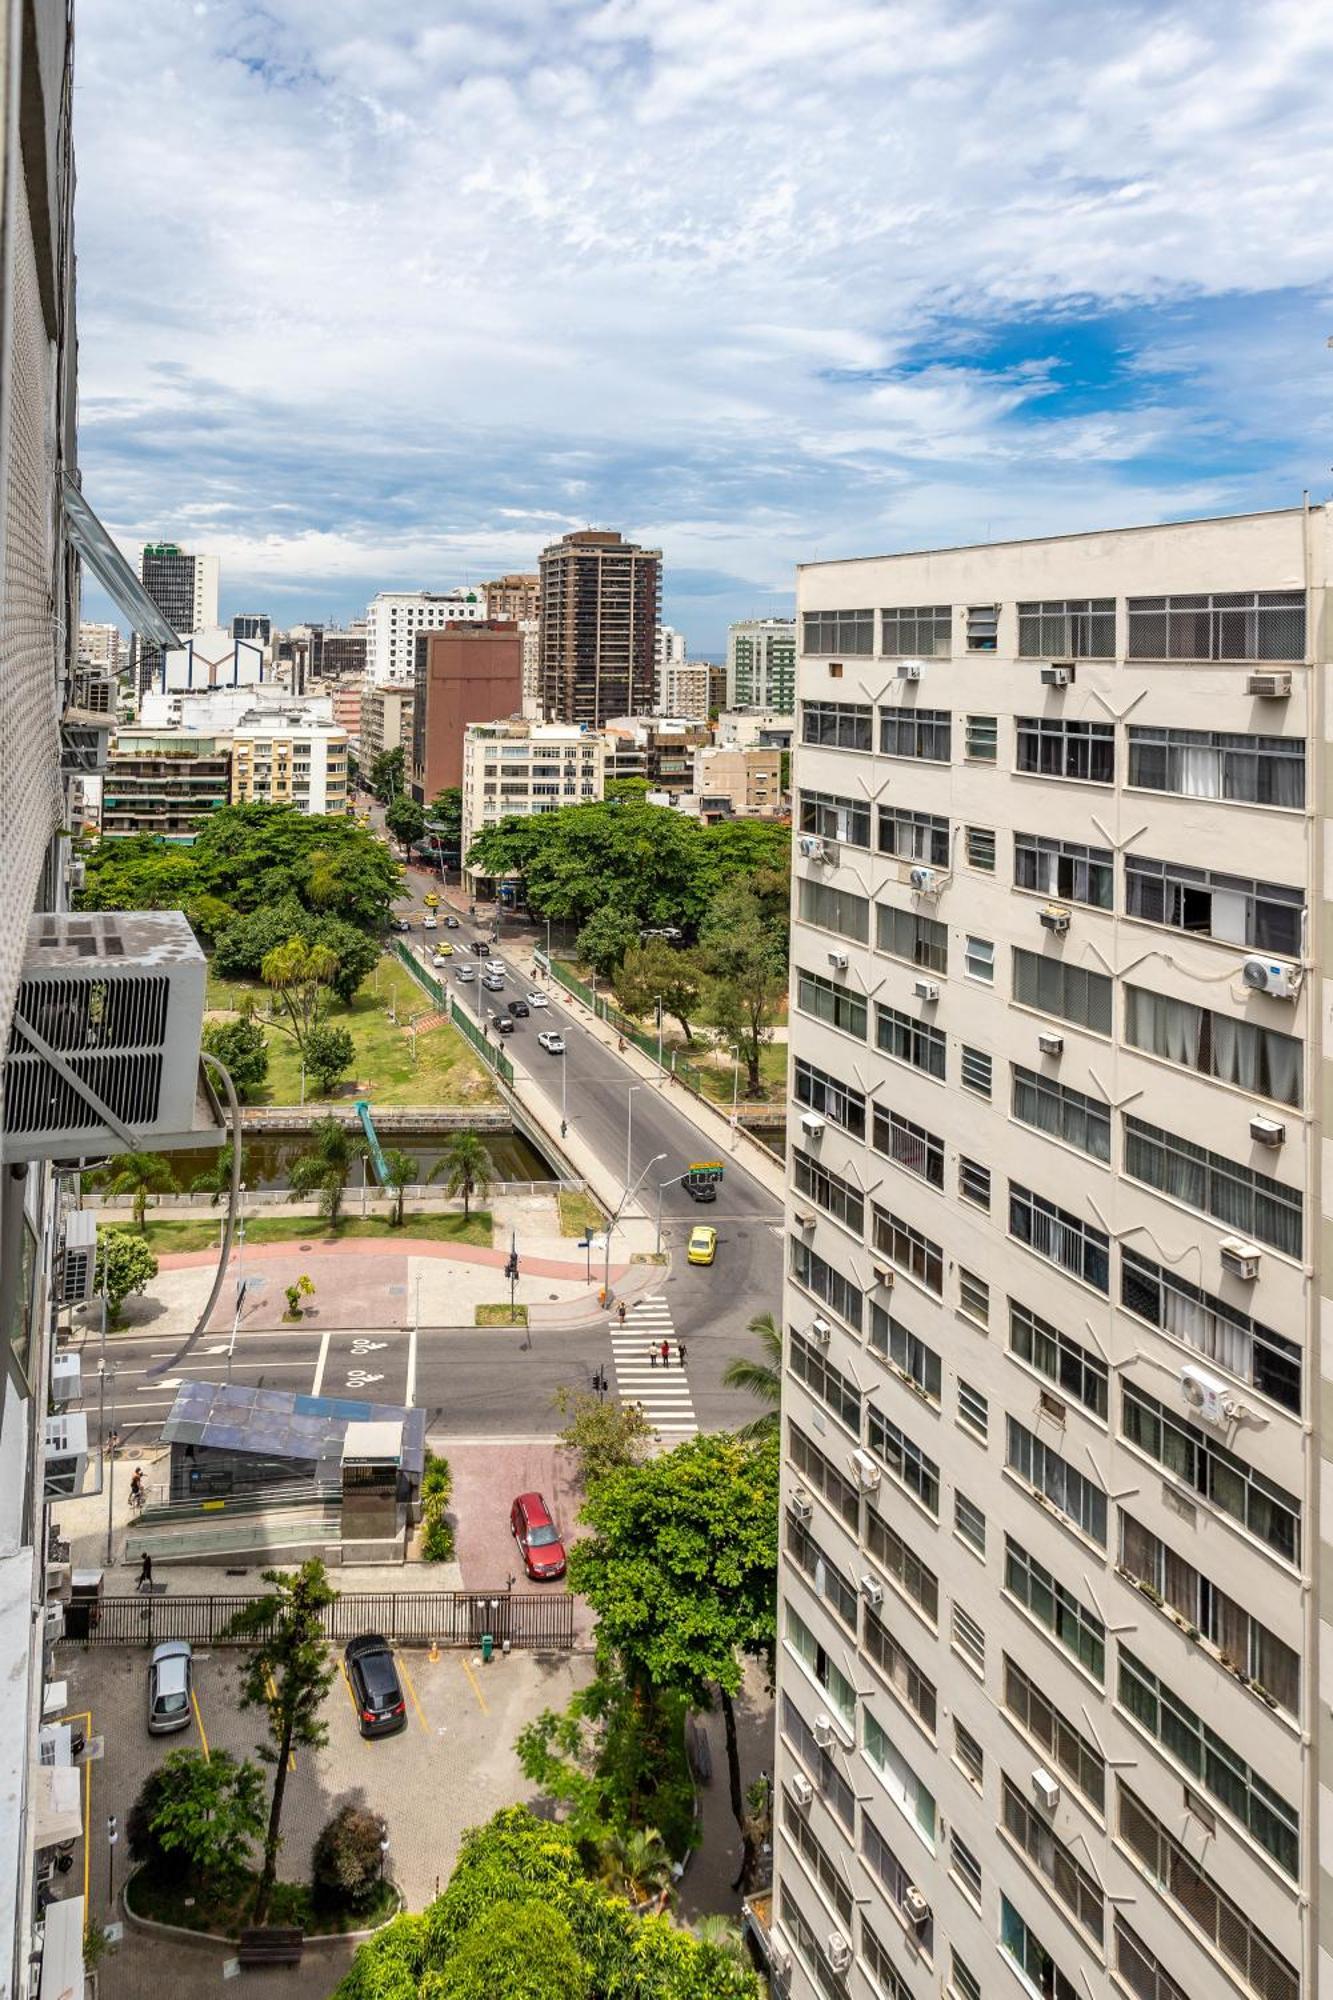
[312,1328,331,1396]
[192,1687,210,1760]
[395,1651,429,1735]
[342,1664,361,1722]
[459,1653,489,1715]
[406,1317,418,1408]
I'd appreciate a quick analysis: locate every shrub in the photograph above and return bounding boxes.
[421,1512,456,1562]
[126,1764,184,1882]
[420,1451,455,1561]
[421,1451,452,1502]
[313,1805,386,1913]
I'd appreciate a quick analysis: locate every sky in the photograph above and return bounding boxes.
[75,0,1333,655]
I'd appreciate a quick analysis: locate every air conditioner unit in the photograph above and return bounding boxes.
[1246,671,1292,698]
[1241,955,1302,1000]
[43,1606,65,1645]
[3,912,220,1162]
[812,1713,835,1750]
[1219,1235,1261,1281]
[793,1206,816,1228]
[1039,904,1071,935]
[69,666,115,717]
[800,1112,826,1138]
[827,950,849,972]
[860,1576,883,1609]
[850,1448,881,1493]
[1250,1115,1286,1147]
[797,836,826,860]
[43,1412,88,1498]
[59,1209,98,1303]
[790,1773,814,1808]
[50,1353,81,1406]
[908,865,937,893]
[790,1490,814,1522]
[824,1934,852,1974]
[912,978,940,1003]
[1040,664,1073,687]
[811,1316,833,1347]
[871,1261,894,1288]
[896,661,924,681]
[1181,1363,1238,1426]
[1031,1768,1061,1811]
[1037,1031,1064,1057]
[902,1886,930,1926]
[1038,1389,1066,1425]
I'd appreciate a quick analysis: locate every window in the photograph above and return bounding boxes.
[953,1718,984,1785]
[873,1206,943,1294]
[1124,984,1301,1108]
[950,1951,982,2000]
[866,1510,938,1624]
[965,604,998,651]
[958,1380,989,1439]
[801,699,873,749]
[882,604,952,657]
[1012,1065,1111,1161]
[800,788,872,846]
[1120,1382,1300,1563]
[780,1889,852,2000]
[798,877,870,943]
[789,1423,860,1530]
[965,713,997,761]
[1123,1114,1302,1257]
[1121,1246,1300,1411]
[954,1493,986,1555]
[868,1408,939,1514]
[878,805,949,865]
[870,1303,941,1400]
[872,1105,944,1187]
[1009,1181,1110,1290]
[964,935,994,984]
[790,1239,863,1330]
[960,1045,992,1097]
[795,1058,867,1138]
[1006,1417,1106,1542]
[782,1789,854,1921]
[1013,831,1113,909]
[804,609,874,655]
[876,903,948,972]
[1000,1898,1078,2000]
[1113,1917,1192,2000]
[1002,1777,1103,1940]
[1009,1300,1107,1418]
[796,968,867,1040]
[951,1602,985,1673]
[862,1813,934,1950]
[964,825,995,873]
[1012,947,1112,1033]
[864,1921,915,2000]
[1126,590,1305,662]
[958,1157,990,1209]
[789,1328,862,1432]
[1127,725,1304,808]
[951,1829,982,1903]
[1016,714,1114,783]
[1124,852,1303,955]
[1118,1651,1298,1875]
[876,1004,946,1078]
[785,1510,858,1631]
[794,1149,865,1234]
[1004,1656,1105,1810]
[864,1715,936,1845]
[865,1608,937,1732]
[1118,1512,1299,1714]
[1004,1535,1105,1679]
[782,1692,855,1828]
[879,707,951,760]
[786,1603,856,1727]
[958,1268,989,1325]
[1017,597,1115,659]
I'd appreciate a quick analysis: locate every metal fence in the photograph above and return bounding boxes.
[89,1178,568,1215]
[392,941,515,1088]
[78,1588,576,1651]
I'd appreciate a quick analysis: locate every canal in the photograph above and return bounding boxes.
[166,1126,555,1191]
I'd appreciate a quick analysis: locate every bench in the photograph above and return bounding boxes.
[237,1927,304,1968]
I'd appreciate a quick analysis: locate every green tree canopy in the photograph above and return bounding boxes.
[721,1311,782,1441]
[575,907,642,981]
[304,1022,357,1095]
[214,898,379,1002]
[379,1148,416,1228]
[261,935,340,1052]
[289,1118,367,1226]
[386,795,427,856]
[94,1150,176,1231]
[427,787,463,848]
[429,1133,492,1219]
[432,1902,589,2000]
[144,1748,265,1887]
[95,1228,158,1323]
[613,939,702,1044]
[201,1016,269,1102]
[699,881,786,1095]
[369,746,405,802]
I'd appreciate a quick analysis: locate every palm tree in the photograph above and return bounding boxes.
[603,1825,672,1905]
[691,1914,748,1967]
[288,1118,366,1229]
[379,1148,415,1228]
[189,1142,243,1206]
[429,1132,493,1221]
[96,1151,177,1232]
[722,1309,782,1440]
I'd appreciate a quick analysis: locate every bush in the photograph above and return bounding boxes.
[421,1451,452,1502]
[202,1014,269,1102]
[305,1021,357,1094]
[419,1451,455,1561]
[421,1512,456,1562]
[313,1805,387,1913]
[126,1765,184,1882]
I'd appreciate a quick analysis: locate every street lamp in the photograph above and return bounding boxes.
[107,1814,119,1909]
[626,1085,643,1186]
[379,1820,389,1884]
[655,996,664,1081]
[603,1151,667,1303]
[654,1169,684,1256]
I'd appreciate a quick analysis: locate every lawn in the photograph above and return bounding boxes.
[475,1302,528,1327]
[138,1211,493,1255]
[205,955,498,1108]
[557,1189,608,1237]
[682,1039,788,1106]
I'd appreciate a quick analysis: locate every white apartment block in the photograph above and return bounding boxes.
[771,506,1326,2000]
[729,615,796,712]
[230,711,348,815]
[360,683,415,762]
[661,659,712,722]
[365,590,485,685]
[77,620,123,675]
[461,719,604,877]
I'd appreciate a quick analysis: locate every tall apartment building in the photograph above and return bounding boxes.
[320,624,368,680]
[365,590,485,685]
[769,507,1325,2000]
[232,612,272,645]
[461,719,604,885]
[331,680,365,742]
[77,621,124,677]
[729,616,796,712]
[130,540,219,690]
[411,622,523,800]
[360,683,415,763]
[484,573,540,622]
[101,730,232,839]
[538,529,661,726]
[660,659,712,722]
[230,712,348,815]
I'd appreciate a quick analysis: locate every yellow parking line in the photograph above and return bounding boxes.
[342,1663,361,1719]
[459,1653,489,1715]
[60,1710,92,1910]
[265,1668,295,1770]
[395,1651,430,1736]
[192,1687,209,1761]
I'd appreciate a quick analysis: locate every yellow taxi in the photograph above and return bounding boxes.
[686,1225,718,1267]
[432,942,454,959]
[424,892,439,908]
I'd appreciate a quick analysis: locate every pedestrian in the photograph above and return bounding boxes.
[677,1341,687,1369]
[617,1300,627,1327]
[129,1467,144,1511]
[660,1338,670,1367]
[649,1346,657,1369]
[137,1551,153,1593]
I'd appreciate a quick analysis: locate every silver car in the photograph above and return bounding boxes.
[147,1640,193,1734]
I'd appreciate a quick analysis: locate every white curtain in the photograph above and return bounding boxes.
[1177,744,1222,798]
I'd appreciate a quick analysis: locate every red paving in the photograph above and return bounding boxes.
[159,1237,623,1278]
[448,1437,592,1641]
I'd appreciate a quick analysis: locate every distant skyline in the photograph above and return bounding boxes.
[75,2,1333,654]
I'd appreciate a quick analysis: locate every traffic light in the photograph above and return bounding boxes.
[504,1251,519,1281]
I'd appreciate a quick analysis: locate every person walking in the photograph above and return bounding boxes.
[660,1338,670,1368]
[649,1346,657,1369]
[677,1341,687,1369]
[128,1467,145,1510]
[617,1300,627,1327]
[137,1551,153,1594]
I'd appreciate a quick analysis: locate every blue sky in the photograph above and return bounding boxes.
[75,0,1333,655]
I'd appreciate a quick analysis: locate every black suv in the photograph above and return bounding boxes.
[344,1635,406,1737]
[508,1000,530,1018]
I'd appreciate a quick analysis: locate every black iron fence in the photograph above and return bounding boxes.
[75,1588,576,1651]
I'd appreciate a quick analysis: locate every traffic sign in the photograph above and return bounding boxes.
[687,1160,725,1185]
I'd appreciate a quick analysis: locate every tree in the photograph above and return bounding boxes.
[602,1826,672,1905]
[261,935,339,1054]
[379,1148,415,1228]
[215,898,377,1002]
[721,1310,782,1441]
[430,1132,492,1219]
[143,1748,266,1889]
[554,1388,652,1491]
[304,1022,357,1095]
[369,746,404,803]
[568,1432,779,1892]
[201,1016,269,1102]
[613,940,702,1045]
[699,882,785,1095]
[189,1141,244,1204]
[434,1901,589,2000]
[427,786,463,850]
[95,1229,158,1324]
[575,906,641,981]
[288,1117,367,1227]
[94,1150,176,1232]
[385,793,426,857]
[224,1561,339,1925]
[604,778,651,804]
[312,1805,388,1913]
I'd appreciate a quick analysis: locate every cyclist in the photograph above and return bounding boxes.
[128,1467,145,1510]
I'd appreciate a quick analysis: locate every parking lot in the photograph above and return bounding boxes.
[55,1630,593,1994]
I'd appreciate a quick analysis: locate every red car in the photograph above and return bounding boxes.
[510,1492,567,1580]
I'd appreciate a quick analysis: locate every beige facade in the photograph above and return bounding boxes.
[661,659,712,722]
[461,718,604,879]
[692,742,781,814]
[230,714,348,815]
[484,573,540,622]
[773,506,1327,2000]
[330,680,364,740]
[360,683,415,762]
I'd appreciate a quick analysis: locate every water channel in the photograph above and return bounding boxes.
[166,1125,555,1191]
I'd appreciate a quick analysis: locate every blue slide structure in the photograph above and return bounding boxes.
[355,1099,392,1187]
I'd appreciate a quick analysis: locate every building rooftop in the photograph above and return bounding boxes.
[795,501,1319,569]
[161,1381,426,1480]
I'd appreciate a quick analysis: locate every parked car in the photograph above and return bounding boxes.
[508,999,530,1018]
[344,1634,407,1737]
[526,991,549,1009]
[537,1031,566,1054]
[510,1492,567,1580]
[687,1224,718,1266]
[456,964,476,982]
[147,1640,193,1735]
[495,1014,515,1034]
[482,972,505,991]
[422,914,437,930]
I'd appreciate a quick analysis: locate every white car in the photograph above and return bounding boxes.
[422,914,437,930]
[456,964,476,982]
[482,972,505,991]
[537,1031,566,1054]
[526,991,549,1009]
[485,960,506,977]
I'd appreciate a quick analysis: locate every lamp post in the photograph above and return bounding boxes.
[379,1820,389,1884]
[603,1152,667,1303]
[560,1040,568,1129]
[107,1815,118,1910]
[655,997,664,1081]
[654,1170,684,1256]
[626,1085,643,1187]
[300,1057,306,1106]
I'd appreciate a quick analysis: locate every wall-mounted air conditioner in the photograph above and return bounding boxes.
[812,1714,835,1749]
[1246,671,1292,698]
[1219,1236,1261,1281]
[827,950,848,972]
[792,1206,816,1228]
[825,1934,852,1974]
[896,662,923,682]
[1250,1115,1285,1147]
[1031,1768,1060,1811]
[43,1412,88,1498]
[902,1887,930,1927]
[60,1210,98,1303]
[1242,955,1301,1000]
[790,1490,814,1522]
[797,835,826,860]
[912,978,940,1002]
[1037,1031,1064,1057]
[50,1353,81,1406]
[43,1607,65,1645]
[1039,904,1071,935]
[1181,1364,1238,1426]
[1040,664,1074,687]
[811,1317,832,1347]
[850,1448,881,1492]
[800,1112,826,1138]
[908,865,937,893]
[790,1774,814,1808]
[860,1576,883,1609]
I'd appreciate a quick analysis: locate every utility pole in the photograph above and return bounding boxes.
[603,1152,666,1303]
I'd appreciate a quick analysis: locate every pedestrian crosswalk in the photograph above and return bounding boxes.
[609,1295,697,1436]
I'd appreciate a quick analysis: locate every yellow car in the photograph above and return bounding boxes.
[432,942,454,960]
[687,1225,718,1267]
